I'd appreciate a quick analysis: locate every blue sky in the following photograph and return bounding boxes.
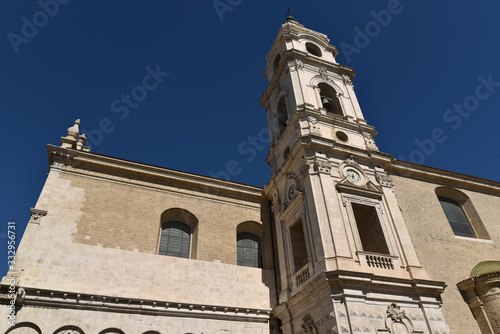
[1,0,500,276]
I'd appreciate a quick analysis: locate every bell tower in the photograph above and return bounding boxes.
[262,18,451,334]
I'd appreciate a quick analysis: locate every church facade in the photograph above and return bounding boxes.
[1,18,499,334]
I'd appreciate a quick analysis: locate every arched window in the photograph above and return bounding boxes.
[438,197,475,238]
[158,208,199,258]
[435,187,489,239]
[159,221,191,258]
[237,232,262,268]
[277,96,288,135]
[318,83,342,115]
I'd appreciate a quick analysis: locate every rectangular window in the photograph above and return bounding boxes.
[289,219,308,272]
[351,203,390,255]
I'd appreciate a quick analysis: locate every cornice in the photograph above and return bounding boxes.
[325,270,447,298]
[0,285,271,323]
[47,145,265,202]
[387,158,500,195]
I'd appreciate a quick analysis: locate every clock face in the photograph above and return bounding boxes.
[288,185,296,201]
[346,169,361,183]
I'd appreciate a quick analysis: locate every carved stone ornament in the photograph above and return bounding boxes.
[300,159,315,178]
[344,154,357,166]
[295,122,302,139]
[342,74,353,86]
[319,67,329,80]
[377,174,394,188]
[384,303,415,334]
[307,116,321,136]
[315,159,332,174]
[387,303,405,323]
[302,314,318,334]
[29,208,48,223]
[363,131,379,151]
[287,173,301,192]
[298,116,321,138]
[289,59,304,72]
[51,161,66,169]
[14,287,26,305]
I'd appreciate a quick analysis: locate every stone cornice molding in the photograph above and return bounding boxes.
[47,145,265,203]
[0,285,271,323]
[325,270,447,299]
[387,158,500,195]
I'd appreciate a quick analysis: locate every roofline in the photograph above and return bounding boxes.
[47,145,266,201]
[387,157,500,193]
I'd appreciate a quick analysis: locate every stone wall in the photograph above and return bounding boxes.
[391,174,500,334]
[1,160,276,331]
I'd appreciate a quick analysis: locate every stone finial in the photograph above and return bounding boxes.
[61,119,80,149]
[68,119,80,138]
[76,133,86,150]
[60,119,91,152]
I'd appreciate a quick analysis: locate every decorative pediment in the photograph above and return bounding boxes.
[337,155,382,197]
[336,178,383,198]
